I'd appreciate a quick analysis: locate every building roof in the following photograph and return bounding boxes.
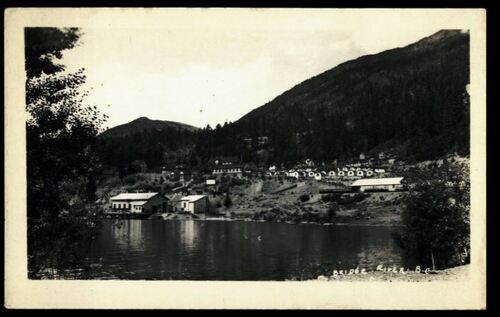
[213,164,244,169]
[169,193,183,202]
[131,200,149,206]
[180,195,207,202]
[110,192,160,201]
[351,177,403,187]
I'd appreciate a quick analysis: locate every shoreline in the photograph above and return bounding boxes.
[105,213,403,227]
[99,179,406,226]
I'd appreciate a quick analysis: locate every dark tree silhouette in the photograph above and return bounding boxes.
[26,27,107,278]
[395,158,470,270]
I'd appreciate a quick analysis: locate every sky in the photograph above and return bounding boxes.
[60,25,440,129]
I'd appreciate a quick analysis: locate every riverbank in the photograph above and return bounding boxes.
[148,212,403,227]
[97,178,406,226]
[216,179,406,226]
[309,264,470,282]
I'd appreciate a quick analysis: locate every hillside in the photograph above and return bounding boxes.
[96,117,199,172]
[99,117,199,139]
[195,30,470,163]
[96,30,470,172]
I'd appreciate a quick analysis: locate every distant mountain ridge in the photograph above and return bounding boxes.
[99,117,199,138]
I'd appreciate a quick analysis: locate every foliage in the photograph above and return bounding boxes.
[396,158,470,269]
[323,193,369,205]
[127,182,158,192]
[26,27,106,278]
[337,193,370,205]
[354,208,368,219]
[327,203,339,220]
[206,201,219,215]
[28,205,102,279]
[96,122,197,173]
[322,193,342,203]
[223,195,233,208]
[25,27,81,78]
[229,178,246,186]
[172,181,183,188]
[299,194,310,202]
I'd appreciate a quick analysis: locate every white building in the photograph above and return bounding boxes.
[110,192,169,213]
[351,177,404,192]
[179,195,209,214]
[287,171,299,179]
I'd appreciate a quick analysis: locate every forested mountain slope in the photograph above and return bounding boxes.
[194,30,470,163]
[97,30,470,170]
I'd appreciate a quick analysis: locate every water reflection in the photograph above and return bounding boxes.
[88,220,414,280]
[110,220,144,250]
[179,220,198,249]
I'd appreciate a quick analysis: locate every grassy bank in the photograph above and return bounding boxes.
[220,179,405,225]
[96,176,406,226]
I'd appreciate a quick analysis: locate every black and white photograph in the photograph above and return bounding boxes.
[5,8,486,309]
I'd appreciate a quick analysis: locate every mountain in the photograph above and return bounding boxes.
[238,30,468,124]
[195,30,470,163]
[99,117,199,139]
[96,117,199,171]
[96,30,470,171]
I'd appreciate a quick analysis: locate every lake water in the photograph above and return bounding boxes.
[87,219,415,280]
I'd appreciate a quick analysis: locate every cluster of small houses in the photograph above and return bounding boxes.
[211,157,388,181]
[157,154,398,184]
[276,167,384,181]
[108,156,405,215]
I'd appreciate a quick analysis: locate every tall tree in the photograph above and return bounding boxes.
[396,158,470,270]
[26,27,107,278]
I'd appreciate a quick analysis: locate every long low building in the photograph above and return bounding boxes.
[212,164,243,177]
[110,192,169,213]
[351,177,404,192]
